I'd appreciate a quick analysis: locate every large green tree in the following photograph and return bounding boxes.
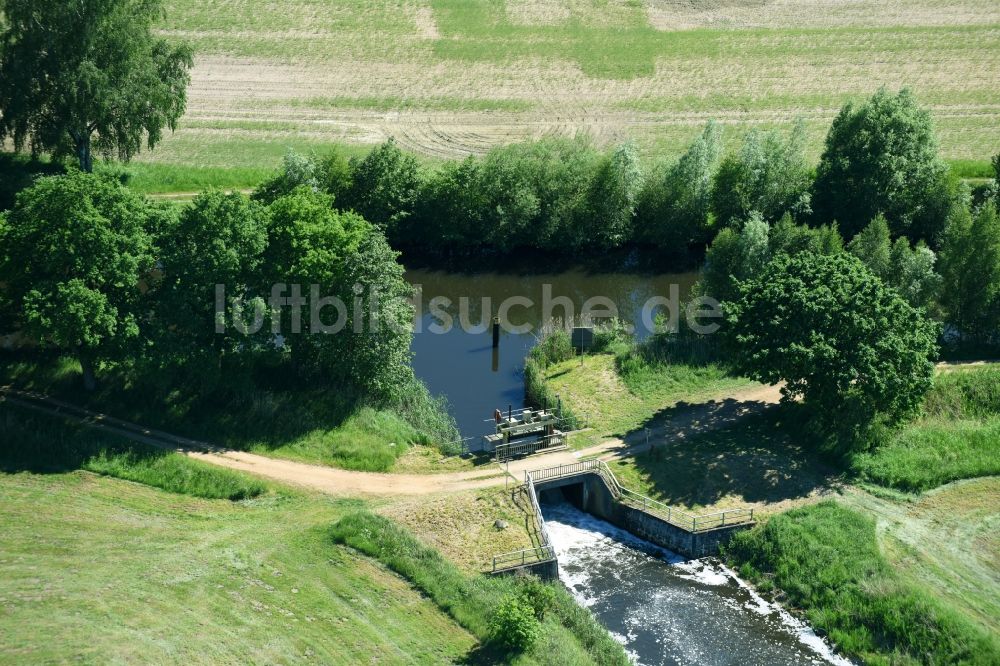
[153,190,269,382]
[581,142,642,249]
[636,121,722,254]
[939,201,1000,340]
[711,120,812,227]
[342,138,421,235]
[726,253,939,443]
[0,0,193,172]
[812,88,952,243]
[0,173,154,388]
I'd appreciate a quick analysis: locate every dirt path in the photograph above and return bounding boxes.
[0,362,988,497]
[0,383,783,496]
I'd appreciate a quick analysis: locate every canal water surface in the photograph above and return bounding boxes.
[405,269,699,439]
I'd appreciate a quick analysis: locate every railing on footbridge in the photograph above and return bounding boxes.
[491,459,755,573]
[492,464,557,572]
[527,460,755,532]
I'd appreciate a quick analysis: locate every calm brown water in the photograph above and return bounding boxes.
[404,269,699,439]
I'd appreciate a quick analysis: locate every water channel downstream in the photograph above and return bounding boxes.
[405,268,850,665]
[542,501,852,666]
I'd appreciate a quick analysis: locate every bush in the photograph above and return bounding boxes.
[530,328,575,367]
[923,366,1000,420]
[524,356,581,430]
[852,418,1000,491]
[490,594,541,652]
[390,376,461,451]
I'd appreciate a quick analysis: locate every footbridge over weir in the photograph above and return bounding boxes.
[492,460,756,578]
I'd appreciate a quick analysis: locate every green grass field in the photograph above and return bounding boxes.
[0,471,480,663]
[98,0,998,189]
[725,500,1000,665]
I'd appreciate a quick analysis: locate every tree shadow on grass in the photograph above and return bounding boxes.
[457,642,511,665]
[0,400,172,474]
[0,350,360,454]
[616,401,843,510]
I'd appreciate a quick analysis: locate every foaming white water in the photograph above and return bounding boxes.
[542,501,853,666]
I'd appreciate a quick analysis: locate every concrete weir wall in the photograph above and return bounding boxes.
[492,557,559,581]
[537,474,748,559]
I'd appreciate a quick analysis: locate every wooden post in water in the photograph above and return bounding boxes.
[492,316,500,348]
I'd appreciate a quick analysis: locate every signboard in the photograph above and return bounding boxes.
[571,326,594,352]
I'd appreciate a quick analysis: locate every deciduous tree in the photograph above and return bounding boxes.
[813,88,952,244]
[711,120,812,227]
[636,121,722,254]
[0,173,154,388]
[0,0,193,172]
[726,253,939,445]
[939,201,1000,340]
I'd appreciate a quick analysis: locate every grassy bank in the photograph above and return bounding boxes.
[0,402,266,501]
[379,486,539,573]
[0,354,461,473]
[854,366,1000,491]
[331,510,629,665]
[725,501,1000,665]
[0,471,478,663]
[538,353,752,446]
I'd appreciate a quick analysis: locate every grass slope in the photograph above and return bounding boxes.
[0,472,477,664]
[332,511,629,665]
[725,501,1000,665]
[0,402,267,501]
[0,355,458,473]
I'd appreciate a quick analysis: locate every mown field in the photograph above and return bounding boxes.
[119,0,1000,191]
[0,472,479,664]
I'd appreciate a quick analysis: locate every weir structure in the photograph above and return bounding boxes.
[491,460,756,578]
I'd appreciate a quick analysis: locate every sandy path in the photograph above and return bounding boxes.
[0,361,988,497]
[0,382,783,495]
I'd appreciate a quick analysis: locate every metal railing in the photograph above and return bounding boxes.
[525,460,755,533]
[492,545,555,571]
[493,433,566,462]
[492,461,558,573]
[491,458,755,573]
